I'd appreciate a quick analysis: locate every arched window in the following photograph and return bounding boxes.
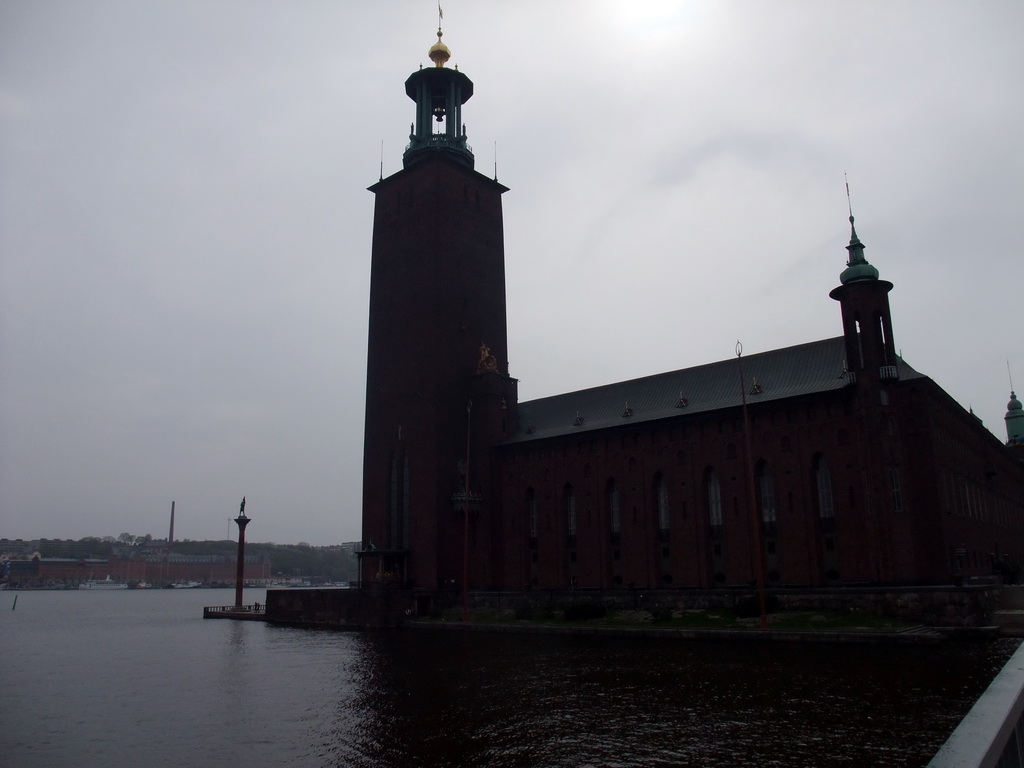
[890,468,903,514]
[564,484,576,536]
[607,479,621,534]
[707,469,723,528]
[854,317,865,369]
[655,474,670,530]
[757,463,776,524]
[815,456,835,520]
[527,488,538,539]
[389,451,409,549]
[402,455,410,549]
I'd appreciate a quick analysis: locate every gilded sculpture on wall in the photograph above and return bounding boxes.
[477,342,498,373]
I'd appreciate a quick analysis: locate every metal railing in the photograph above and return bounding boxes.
[927,640,1024,767]
[405,134,473,155]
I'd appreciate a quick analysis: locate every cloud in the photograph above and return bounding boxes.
[1,1,1021,543]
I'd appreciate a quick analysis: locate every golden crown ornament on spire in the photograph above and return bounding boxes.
[429,27,451,67]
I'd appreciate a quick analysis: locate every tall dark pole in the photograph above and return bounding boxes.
[737,343,769,630]
[165,500,175,587]
[461,400,472,621]
[234,496,250,608]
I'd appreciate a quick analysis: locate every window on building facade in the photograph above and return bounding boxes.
[758,463,777,524]
[707,469,723,528]
[607,479,621,534]
[655,474,670,530]
[890,468,903,514]
[402,456,410,549]
[565,484,576,536]
[389,451,409,549]
[816,456,835,519]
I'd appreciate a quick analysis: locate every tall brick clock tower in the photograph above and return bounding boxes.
[359,29,518,593]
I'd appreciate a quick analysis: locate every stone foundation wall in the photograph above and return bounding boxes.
[265,586,413,628]
[265,585,1000,629]
[462,586,1000,628]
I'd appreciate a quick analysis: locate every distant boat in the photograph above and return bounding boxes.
[171,581,202,589]
[79,576,128,590]
[130,582,153,589]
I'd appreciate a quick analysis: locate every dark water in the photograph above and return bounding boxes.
[0,588,1016,768]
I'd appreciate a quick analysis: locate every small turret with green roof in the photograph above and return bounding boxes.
[839,215,880,284]
[1006,390,1024,445]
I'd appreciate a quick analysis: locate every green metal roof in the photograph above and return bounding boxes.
[504,336,924,444]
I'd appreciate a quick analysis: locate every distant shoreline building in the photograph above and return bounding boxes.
[358,31,1024,598]
[0,538,272,588]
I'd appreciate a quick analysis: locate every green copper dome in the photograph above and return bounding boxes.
[840,262,880,283]
[1008,392,1022,412]
[1007,390,1024,442]
[839,215,880,284]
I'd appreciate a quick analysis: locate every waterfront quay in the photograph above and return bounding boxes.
[203,582,1018,642]
[246,583,1002,633]
[202,603,265,621]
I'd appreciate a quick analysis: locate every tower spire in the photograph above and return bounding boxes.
[837,179,877,284]
[829,203,896,374]
[844,173,865,258]
[1008,362,1024,444]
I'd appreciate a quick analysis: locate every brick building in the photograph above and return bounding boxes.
[2,551,271,588]
[358,32,1024,595]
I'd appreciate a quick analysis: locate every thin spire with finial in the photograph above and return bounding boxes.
[1010,360,1016,393]
[845,171,861,246]
[428,8,451,68]
[833,174,880,285]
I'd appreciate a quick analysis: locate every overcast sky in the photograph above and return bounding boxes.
[2,1,1021,545]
